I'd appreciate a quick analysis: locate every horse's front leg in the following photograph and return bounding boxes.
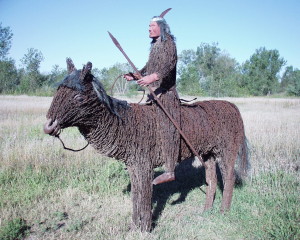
[128,165,153,232]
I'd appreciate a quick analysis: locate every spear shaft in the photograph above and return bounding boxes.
[108,32,206,168]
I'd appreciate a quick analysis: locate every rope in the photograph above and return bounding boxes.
[55,133,89,152]
[110,74,123,96]
[109,74,145,104]
[180,97,197,103]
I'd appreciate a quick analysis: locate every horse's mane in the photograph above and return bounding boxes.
[57,70,130,118]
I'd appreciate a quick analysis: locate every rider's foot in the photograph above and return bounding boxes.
[152,172,175,185]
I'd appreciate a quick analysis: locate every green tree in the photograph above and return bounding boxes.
[19,48,45,92]
[177,49,197,75]
[203,52,241,97]
[281,66,300,96]
[0,22,13,60]
[241,47,286,95]
[0,23,19,93]
[177,43,220,95]
[31,64,68,96]
[177,49,204,95]
[178,43,243,97]
[0,59,19,93]
[178,63,203,95]
[280,66,294,91]
[46,65,67,86]
[21,48,44,73]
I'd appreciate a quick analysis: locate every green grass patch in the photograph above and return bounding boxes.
[0,218,30,240]
[0,159,129,209]
[228,171,300,239]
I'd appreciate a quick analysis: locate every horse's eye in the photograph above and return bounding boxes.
[74,94,84,102]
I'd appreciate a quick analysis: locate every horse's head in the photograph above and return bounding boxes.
[44,58,127,136]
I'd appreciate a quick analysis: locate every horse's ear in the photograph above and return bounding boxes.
[66,58,76,74]
[80,62,92,80]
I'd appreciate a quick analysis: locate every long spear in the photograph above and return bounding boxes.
[108,32,206,168]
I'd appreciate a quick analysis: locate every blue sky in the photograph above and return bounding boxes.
[1,0,300,73]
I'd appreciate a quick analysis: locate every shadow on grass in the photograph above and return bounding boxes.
[151,158,206,228]
[123,158,208,228]
[123,157,246,230]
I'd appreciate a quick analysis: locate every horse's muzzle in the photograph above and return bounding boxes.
[43,119,59,136]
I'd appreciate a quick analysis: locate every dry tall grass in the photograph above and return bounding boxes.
[0,95,299,240]
[228,97,299,175]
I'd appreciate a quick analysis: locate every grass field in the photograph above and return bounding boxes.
[0,95,299,240]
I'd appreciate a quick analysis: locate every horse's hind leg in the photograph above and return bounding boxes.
[204,156,217,211]
[220,158,236,212]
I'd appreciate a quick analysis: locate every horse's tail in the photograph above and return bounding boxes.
[235,135,251,183]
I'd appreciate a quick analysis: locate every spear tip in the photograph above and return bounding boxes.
[107,31,114,39]
[107,31,119,46]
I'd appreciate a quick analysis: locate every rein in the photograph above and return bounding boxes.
[110,74,145,104]
[55,132,89,152]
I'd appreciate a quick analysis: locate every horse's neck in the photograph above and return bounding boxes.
[79,102,129,158]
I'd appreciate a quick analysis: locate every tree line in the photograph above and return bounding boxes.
[1,23,299,97]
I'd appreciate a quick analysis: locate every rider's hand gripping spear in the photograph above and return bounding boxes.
[108,31,207,169]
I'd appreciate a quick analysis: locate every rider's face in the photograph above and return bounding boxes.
[149,21,160,38]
